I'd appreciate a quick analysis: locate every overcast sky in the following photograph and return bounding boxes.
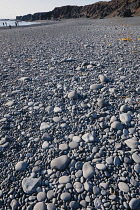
[0,0,110,19]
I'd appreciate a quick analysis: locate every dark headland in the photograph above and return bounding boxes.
[16,0,140,21]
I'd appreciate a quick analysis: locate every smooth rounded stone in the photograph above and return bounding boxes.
[37,192,47,202]
[45,106,53,113]
[132,153,140,163]
[94,198,102,209]
[59,143,68,151]
[50,155,70,170]
[125,98,134,104]
[40,122,51,130]
[75,161,83,170]
[99,74,108,83]
[82,162,95,179]
[80,200,87,208]
[106,156,114,165]
[96,164,107,170]
[5,100,15,106]
[47,203,56,210]
[75,170,83,178]
[114,156,121,166]
[120,105,129,112]
[59,176,70,184]
[134,164,140,173]
[47,190,54,200]
[69,201,79,209]
[18,76,31,82]
[33,202,47,210]
[130,177,139,187]
[109,195,116,200]
[93,186,100,195]
[129,198,139,209]
[120,113,131,125]
[10,199,18,210]
[22,177,41,194]
[73,136,81,143]
[68,90,78,99]
[124,139,139,149]
[42,141,49,149]
[118,182,130,193]
[99,182,109,190]
[42,133,52,141]
[111,121,123,130]
[69,141,79,149]
[90,84,103,90]
[110,116,117,123]
[53,106,62,113]
[97,99,107,108]
[53,117,61,122]
[73,182,84,193]
[84,182,93,192]
[15,161,28,171]
[76,66,84,71]
[82,133,95,142]
[129,128,136,135]
[60,192,71,201]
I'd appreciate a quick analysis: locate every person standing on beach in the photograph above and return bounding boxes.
[3,22,4,26]
[5,22,7,26]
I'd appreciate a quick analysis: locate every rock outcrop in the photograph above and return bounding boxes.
[16,0,140,21]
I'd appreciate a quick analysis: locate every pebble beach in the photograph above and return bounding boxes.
[0,17,140,210]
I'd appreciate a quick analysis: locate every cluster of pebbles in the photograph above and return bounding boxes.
[0,17,140,210]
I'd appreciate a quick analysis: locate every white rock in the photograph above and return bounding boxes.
[59,176,70,184]
[90,84,103,90]
[96,164,107,170]
[40,122,51,130]
[99,74,108,83]
[33,202,47,210]
[53,107,62,113]
[68,90,78,99]
[42,141,49,149]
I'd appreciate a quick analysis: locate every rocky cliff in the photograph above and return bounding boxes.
[16,0,140,21]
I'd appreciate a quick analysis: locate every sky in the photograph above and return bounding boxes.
[0,0,110,19]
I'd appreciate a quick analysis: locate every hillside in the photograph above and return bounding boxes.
[16,0,140,21]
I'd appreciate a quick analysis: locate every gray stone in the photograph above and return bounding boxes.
[42,133,52,141]
[96,164,107,170]
[84,182,93,192]
[129,198,139,209]
[134,164,140,173]
[22,177,41,194]
[59,176,70,184]
[69,141,79,149]
[82,162,95,179]
[33,202,47,210]
[111,121,123,130]
[47,190,54,200]
[42,141,49,149]
[82,133,95,142]
[114,157,121,166]
[120,113,131,124]
[40,122,51,130]
[69,201,79,209]
[47,203,56,210]
[94,198,102,209]
[106,156,114,164]
[37,192,47,202]
[68,90,78,99]
[90,84,103,90]
[118,182,129,193]
[10,199,18,210]
[74,182,84,193]
[15,161,28,171]
[99,74,108,83]
[61,192,71,201]
[59,143,68,151]
[132,153,140,163]
[51,155,70,170]
[93,186,100,195]
[124,139,139,149]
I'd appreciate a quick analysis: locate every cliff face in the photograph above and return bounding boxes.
[16,0,140,21]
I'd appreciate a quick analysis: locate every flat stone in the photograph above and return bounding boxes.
[129,198,139,209]
[59,143,68,151]
[106,156,114,164]
[118,182,129,193]
[111,121,123,130]
[82,133,95,142]
[47,203,56,210]
[114,156,121,166]
[124,139,139,149]
[90,84,103,90]
[61,192,71,201]
[96,164,107,170]
[120,113,131,124]
[37,192,47,202]
[22,177,41,194]
[134,164,140,173]
[42,141,49,149]
[73,136,81,142]
[42,133,52,141]
[40,122,51,130]
[99,74,108,83]
[68,90,78,99]
[69,201,79,209]
[93,186,100,195]
[15,161,28,171]
[33,202,47,210]
[5,100,14,106]
[53,117,61,122]
[94,198,102,209]
[73,182,84,193]
[51,155,70,170]
[82,162,95,179]
[53,107,62,113]
[69,141,79,149]
[84,182,93,192]
[132,153,140,163]
[18,77,31,82]
[59,176,70,184]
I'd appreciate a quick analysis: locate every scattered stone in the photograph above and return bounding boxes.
[51,155,70,170]
[82,133,95,142]
[90,84,103,90]
[68,90,78,99]
[129,198,139,209]
[82,162,95,179]
[132,153,140,163]
[111,121,123,130]
[22,177,41,194]
[120,113,131,124]
[15,161,28,171]
[124,139,139,149]
[37,192,47,202]
[33,202,47,210]
[118,182,130,193]
[61,192,71,201]
[59,176,70,184]
[96,164,107,170]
